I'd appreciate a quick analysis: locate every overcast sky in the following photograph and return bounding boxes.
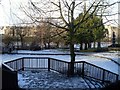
[0,0,119,27]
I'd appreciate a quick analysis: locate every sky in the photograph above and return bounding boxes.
[0,0,29,26]
[0,0,119,34]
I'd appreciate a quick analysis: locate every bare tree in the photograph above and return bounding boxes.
[34,21,66,49]
[21,0,119,75]
[15,26,30,48]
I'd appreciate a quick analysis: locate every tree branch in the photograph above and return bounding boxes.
[43,20,68,31]
[59,1,69,26]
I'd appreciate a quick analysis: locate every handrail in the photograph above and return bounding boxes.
[74,61,118,76]
[4,58,24,71]
[23,57,49,59]
[49,57,69,63]
[22,57,69,63]
[4,58,23,64]
[4,57,119,83]
[2,63,15,71]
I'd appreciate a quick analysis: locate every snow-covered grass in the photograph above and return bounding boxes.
[1,49,119,74]
[17,49,71,54]
[1,49,119,88]
[92,51,119,62]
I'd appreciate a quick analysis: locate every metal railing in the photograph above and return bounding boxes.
[5,58,24,71]
[4,57,119,84]
[49,58,69,75]
[23,57,48,70]
[74,61,119,83]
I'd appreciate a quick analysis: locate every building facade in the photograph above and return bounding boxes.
[105,25,119,43]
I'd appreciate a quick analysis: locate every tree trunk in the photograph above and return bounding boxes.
[97,40,101,48]
[88,43,91,49]
[48,38,51,49]
[56,42,59,48]
[69,42,75,76]
[93,42,96,48]
[80,43,83,50]
[84,43,88,50]
[44,42,47,49]
[20,36,23,48]
[69,29,75,76]
[48,42,50,49]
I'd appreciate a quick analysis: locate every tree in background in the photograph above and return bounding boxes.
[16,26,30,48]
[2,26,18,53]
[21,0,118,75]
[34,22,67,49]
[92,17,108,49]
[75,13,94,50]
[2,35,14,48]
[75,13,108,50]
[52,28,67,48]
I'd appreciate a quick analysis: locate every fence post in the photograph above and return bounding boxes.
[67,62,70,77]
[82,62,85,77]
[16,61,18,71]
[116,75,119,81]
[22,58,24,71]
[48,58,50,71]
[102,69,105,83]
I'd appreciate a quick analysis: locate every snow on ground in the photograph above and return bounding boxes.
[1,49,119,76]
[1,49,119,88]
[16,49,120,62]
[18,70,91,89]
[92,51,120,62]
[75,55,118,74]
[18,49,70,54]
[1,49,119,74]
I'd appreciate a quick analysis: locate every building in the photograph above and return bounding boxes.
[105,25,119,42]
[2,26,37,37]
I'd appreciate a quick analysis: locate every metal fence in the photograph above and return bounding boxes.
[5,58,24,71]
[74,61,119,83]
[23,57,48,70]
[49,58,69,75]
[4,57,119,84]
